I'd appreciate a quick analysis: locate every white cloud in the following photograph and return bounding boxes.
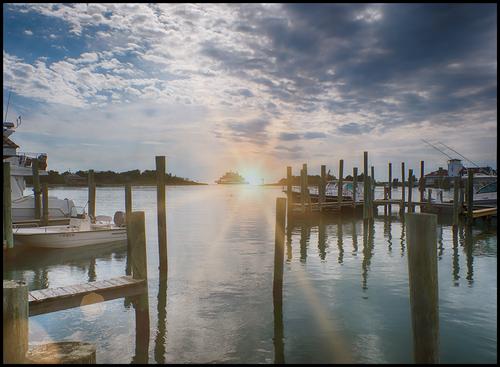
[24,29,33,36]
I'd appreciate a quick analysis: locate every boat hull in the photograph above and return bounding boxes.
[14,227,127,248]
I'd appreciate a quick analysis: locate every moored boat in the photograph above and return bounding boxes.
[13,211,127,249]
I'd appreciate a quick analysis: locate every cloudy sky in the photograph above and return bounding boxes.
[3,3,497,184]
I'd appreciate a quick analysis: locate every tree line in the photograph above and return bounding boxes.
[25,169,205,186]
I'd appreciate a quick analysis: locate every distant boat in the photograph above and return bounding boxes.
[215,171,248,184]
[13,211,127,249]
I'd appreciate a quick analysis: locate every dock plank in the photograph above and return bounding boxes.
[28,276,146,316]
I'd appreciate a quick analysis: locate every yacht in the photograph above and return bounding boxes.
[3,119,76,222]
[215,171,248,184]
[287,180,364,202]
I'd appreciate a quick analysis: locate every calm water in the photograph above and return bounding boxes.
[4,186,497,363]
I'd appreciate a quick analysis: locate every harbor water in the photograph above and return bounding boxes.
[4,185,497,363]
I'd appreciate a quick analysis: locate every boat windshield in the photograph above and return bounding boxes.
[70,206,86,218]
[476,182,497,194]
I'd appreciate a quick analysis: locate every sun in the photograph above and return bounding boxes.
[239,167,264,185]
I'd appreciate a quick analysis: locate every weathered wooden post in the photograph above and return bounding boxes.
[384,186,388,216]
[408,169,413,213]
[273,198,286,304]
[303,163,310,212]
[3,280,29,363]
[427,189,433,211]
[42,183,49,226]
[286,166,293,215]
[129,211,148,282]
[419,161,425,203]
[156,156,168,279]
[438,190,443,203]
[405,213,439,364]
[319,165,326,212]
[400,162,406,214]
[363,152,369,220]
[466,170,474,226]
[88,169,95,219]
[32,158,42,220]
[300,168,305,213]
[453,177,460,226]
[273,197,286,364]
[352,167,358,208]
[388,162,392,215]
[370,165,375,217]
[3,162,14,249]
[129,211,150,364]
[338,159,344,205]
[125,183,133,276]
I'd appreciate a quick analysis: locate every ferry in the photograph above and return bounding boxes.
[215,171,248,184]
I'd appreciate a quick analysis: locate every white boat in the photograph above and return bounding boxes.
[3,119,77,221]
[13,211,127,248]
[474,181,497,207]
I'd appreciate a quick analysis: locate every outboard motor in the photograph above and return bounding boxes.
[114,211,126,227]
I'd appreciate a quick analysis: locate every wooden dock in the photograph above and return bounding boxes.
[28,276,147,317]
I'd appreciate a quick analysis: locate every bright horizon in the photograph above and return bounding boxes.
[3,4,497,184]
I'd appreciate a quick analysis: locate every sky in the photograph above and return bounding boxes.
[3,3,497,184]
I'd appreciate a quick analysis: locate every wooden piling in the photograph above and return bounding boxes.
[388,162,392,214]
[3,162,14,249]
[453,177,460,226]
[129,211,148,282]
[88,170,95,219]
[319,165,326,211]
[338,160,344,204]
[401,162,405,214]
[32,159,41,220]
[384,186,388,216]
[427,189,433,210]
[273,198,286,303]
[352,167,358,207]
[420,161,425,203]
[156,156,168,279]
[370,165,375,217]
[286,166,293,214]
[466,170,474,225]
[363,152,369,220]
[303,163,311,212]
[408,169,413,213]
[125,183,132,276]
[42,183,49,226]
[405,213,439,364]
[300,168,305,213]
[3,280,29,364]
[273,197,286,364]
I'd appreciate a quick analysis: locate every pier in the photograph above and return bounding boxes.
[284,151,496,225]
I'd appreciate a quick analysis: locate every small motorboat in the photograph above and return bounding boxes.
[13,211,127,249]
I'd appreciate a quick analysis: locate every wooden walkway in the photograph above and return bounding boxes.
[28,276,147,316]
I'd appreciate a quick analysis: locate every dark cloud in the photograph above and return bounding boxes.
[203,4,496,133]
[224,117,271,145]
[278,131,327,140]
[336,123,374,135]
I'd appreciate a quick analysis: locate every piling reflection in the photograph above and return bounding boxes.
[361,219,375,291]
[463,226,474,285]
[154,278,168,363]
[437,225,444,260]
[131,291,150,364]
[383,215,393,253]
[318,216,327,261]
[300,224,311,263]
[400,216,406,257]
[337,219,344,264]
[88,258,97,283]
[452,226,460,285]
[286,223,293,263]
[351,220,358,255]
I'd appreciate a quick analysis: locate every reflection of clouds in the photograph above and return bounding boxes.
[80,293,106,320]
